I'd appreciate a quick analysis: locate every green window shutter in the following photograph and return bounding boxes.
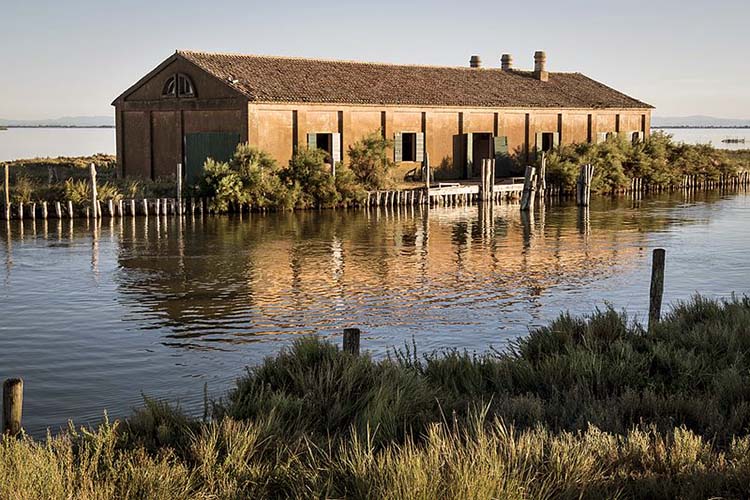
[552,132,560,149]
[394,133,403,162]
[307,133,317,149]
[534,132,543,160]
[493,135,508,160]
[332,133,341,163]
[415,133,425,163]
[465,133,473,178]
[184,132,240,184]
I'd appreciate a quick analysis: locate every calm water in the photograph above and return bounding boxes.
[1,192,749,436]
[658,128,750,150]
[0,128,115,162]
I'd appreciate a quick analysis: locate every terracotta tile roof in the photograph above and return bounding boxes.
[177,50,652,109]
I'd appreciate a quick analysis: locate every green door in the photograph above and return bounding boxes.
[184,132,240,184]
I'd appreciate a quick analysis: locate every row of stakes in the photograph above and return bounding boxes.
[1,249,667,437]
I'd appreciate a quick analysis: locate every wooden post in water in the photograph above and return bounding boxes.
[90,163,98,219]
[67,201,74,219]
[143,199,149,217]
[649,248,666,329]
[2,378,23,437]
[55,201,62,219]
[520,166,536,211]
[41,201,48,220]
[176,163,183,216]
[343,328,361,355]
[538,153,547,201]
[3,163,9,221]
[424,153,431,205]
[576,164,594,207]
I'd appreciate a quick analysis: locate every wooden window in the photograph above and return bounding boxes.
[162,73,195,98]
[308,133,341,163]
[162,76,176,97]
[395,132,424,162]
[177,74,195,97]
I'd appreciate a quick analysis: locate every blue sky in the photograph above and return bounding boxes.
[1,0,748,119]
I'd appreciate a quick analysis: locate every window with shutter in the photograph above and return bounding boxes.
[394,133,403,162]
[597,132,608,144]
[552,132,560,149]
[307,133,317,149]
[465,133,473,179]
[415,133,425,163]
[332,133,341,163]
[494,136,511,177]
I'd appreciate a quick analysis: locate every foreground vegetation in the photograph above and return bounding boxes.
[543,131,750,193]
[3,296,750,498]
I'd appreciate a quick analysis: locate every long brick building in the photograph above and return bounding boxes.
[112,50,652,181]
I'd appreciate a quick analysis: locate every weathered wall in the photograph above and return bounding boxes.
[115,56,247,179]
[426,111,460,179]
[151,111,180,179]
[562,113,589,144]
[498,112,527,159]
[122,111,150,178]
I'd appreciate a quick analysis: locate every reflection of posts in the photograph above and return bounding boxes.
[577,206,591,236]
[177,163,183,216]
[520,208,534,248]
[479,198,494,241]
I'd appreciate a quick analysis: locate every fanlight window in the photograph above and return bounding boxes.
[161,74,195,98]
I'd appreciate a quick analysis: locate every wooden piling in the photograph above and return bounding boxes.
[90,163,98,219]
[538,152,547,200]
[41,201,48,220]
[520,166,537,211]
[67,201,74,219]
[3,163,9,221]
[3,378,23,436]
[343,328,361,355]
[649,248,666,329]
[177,163,183,216]
[18,202,23,220]
[55,201,62,219]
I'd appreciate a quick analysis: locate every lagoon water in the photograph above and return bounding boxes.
[1,192,750,436]
[0,128,116,162]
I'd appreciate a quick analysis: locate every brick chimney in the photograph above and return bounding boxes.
[533,51,548,81]
[501,53,513,71]
[469,55,482,68]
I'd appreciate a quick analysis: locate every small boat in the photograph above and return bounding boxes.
[722,137,746,144]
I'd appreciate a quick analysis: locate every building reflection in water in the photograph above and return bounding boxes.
[106,194,695,349]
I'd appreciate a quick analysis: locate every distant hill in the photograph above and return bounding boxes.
[0,116,114,127]
[652,115,750,128]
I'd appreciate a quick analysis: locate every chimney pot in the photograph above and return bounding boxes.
[469,55,482,68]
[501,53,513,70]
[533,51,548,82]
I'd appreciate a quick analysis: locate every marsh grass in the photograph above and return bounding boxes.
[3,295,750,498]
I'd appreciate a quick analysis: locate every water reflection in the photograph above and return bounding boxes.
[107,193,701,348]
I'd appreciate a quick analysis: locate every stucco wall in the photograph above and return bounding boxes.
[122,111,150,178]
[562,113,589,144]
[151,111,180,179]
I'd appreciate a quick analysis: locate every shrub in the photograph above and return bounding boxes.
[230,143,295,209]
[196,159,244,212]
[64,178,90,206]
[10,176,34,203]
[282,148,339,208]
[347,131,395,190]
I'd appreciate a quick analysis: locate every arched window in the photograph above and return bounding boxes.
[162,76,176,97]
[161,73,195,98]
[177,74,195,97]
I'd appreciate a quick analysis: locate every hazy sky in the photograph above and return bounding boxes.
[1,0,748,119]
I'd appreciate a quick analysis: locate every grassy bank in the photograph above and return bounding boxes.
[2,296,750,498]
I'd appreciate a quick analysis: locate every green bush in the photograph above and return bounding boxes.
[543,131,746,193]
[282,147,339,208]
[347,131,395,190]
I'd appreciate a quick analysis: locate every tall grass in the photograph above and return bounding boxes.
[2,296,750,498]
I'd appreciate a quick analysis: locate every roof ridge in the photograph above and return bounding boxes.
[176,49,585,74]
